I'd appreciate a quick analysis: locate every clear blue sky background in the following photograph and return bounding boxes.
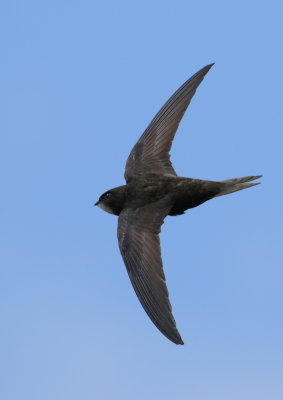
[1,1,282,399]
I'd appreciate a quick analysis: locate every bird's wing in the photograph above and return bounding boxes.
[117,198,184,344]
[124,64,214,182]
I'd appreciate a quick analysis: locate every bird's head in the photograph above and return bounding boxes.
[95,185,127,216]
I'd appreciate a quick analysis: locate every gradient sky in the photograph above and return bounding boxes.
[1,1,282,399]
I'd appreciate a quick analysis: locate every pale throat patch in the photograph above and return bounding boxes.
[97,202,115,215]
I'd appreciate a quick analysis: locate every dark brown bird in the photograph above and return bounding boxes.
[95,64,261,345]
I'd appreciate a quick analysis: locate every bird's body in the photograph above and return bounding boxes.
[98,176,224,216]
[95,64,261,345]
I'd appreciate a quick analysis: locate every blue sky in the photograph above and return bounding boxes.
[1,1,282,399]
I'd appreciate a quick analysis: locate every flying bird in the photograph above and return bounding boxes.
[95,64,261,345]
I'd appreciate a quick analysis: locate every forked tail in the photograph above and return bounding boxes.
[215,175,262,197]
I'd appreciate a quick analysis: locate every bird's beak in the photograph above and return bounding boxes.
[94,201,99,206]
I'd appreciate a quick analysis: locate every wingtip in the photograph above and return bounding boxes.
[168,336,184,345]
[168,330,184,345]
[174,337,184,345]
[199,63,214,76]
[207,62,215,70]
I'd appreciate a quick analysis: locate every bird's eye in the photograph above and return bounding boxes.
[105,192,111,198]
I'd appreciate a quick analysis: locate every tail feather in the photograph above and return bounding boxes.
[216,175,262,197]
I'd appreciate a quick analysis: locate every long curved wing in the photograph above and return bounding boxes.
[117,199,184,345]
[124,64,214,182]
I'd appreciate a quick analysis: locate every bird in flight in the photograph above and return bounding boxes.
[95,64,261,345]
